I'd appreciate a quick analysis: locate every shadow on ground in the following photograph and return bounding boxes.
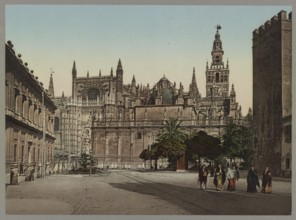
[109,181,291,215]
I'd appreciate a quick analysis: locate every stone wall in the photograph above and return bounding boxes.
[252,11,292,176]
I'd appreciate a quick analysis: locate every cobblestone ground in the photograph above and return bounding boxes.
[6,170,292,215]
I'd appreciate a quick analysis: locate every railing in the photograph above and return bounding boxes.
[69,98,116,106]
[92,118,240,128]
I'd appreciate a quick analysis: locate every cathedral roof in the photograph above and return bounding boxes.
[159,75,170,82]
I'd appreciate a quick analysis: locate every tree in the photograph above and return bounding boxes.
[239,110,254,168]
[222,117,253,167]
[186,130,222,168]
[139,149,149,161]
[156,118,187,170]
[150,142,166,170]
[221,121,241,163]
[79,153,95,169]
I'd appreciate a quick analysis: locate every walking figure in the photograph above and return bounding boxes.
[226,167,235,191]
[213,164,226,191]
[261,166,272,193]
[198,165,208,190]
[10,166,19,185]
[247,165,260,193]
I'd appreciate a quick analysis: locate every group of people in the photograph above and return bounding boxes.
[247,165,272,193]
[198,164,272,194]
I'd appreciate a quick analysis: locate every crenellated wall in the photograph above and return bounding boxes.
[252,10,292,177]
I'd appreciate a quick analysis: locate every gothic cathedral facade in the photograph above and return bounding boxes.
[53,28,243,169]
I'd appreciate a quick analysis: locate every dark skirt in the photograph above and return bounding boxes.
[247,182,257,193]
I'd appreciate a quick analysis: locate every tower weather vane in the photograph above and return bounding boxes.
[216,24,221,31]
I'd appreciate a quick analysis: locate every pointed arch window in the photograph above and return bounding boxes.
[88,89,98,101]
[54,117,60,131]
[215,73,220,83]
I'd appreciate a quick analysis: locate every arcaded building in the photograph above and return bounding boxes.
[53,28,243,169]
[5,41,56,176]
[253,10,292,177]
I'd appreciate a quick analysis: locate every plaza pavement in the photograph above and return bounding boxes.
[6,170,291,215]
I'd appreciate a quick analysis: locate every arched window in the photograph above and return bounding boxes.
[54,116,60,131]
[14,89,20,112]
[33,105,39,124]
[216,73,219,83]
[88,89,98,101]
[215,55,220,63]
[22,95,27,117]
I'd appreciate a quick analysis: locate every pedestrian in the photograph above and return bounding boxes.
[213,164,226,191]
[198,165,208,190]
[247,165,260,193]
[226,167,235,191]
[10,165,19,185]
[30,168,35,181]
[261,166,272,194]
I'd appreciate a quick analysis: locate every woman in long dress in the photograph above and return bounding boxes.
[247,165,260,193]
[261,166,272,193]
[198,165,208,190]
[226,167,235,191]
[213,164,226,191]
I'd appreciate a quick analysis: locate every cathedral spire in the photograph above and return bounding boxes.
[72,61,77,99]
[213,25,222,50]
[116,59,123,93]
[117,59,122,70]
[48,71,54,98]
[211,25,224,65]
[72,61,77,78]
[132,75,136,86]
[190,67,200,98]
[230,83,236,97]
[131,75,136,94]
[192,67,197,85]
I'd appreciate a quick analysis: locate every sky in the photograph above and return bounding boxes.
[5,5,292,115]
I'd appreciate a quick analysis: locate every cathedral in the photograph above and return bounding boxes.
[52,27,243,170]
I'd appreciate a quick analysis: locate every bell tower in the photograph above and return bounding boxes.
[205,25,230,97]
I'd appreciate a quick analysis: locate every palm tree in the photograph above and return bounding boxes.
[157,118,187,170]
